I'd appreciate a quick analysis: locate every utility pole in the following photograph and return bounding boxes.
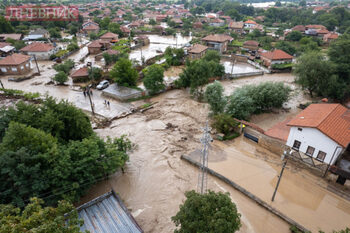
[271,150,290,202]
[0,80,4,89]
[86,62,95,116]
[230,54,235,77]
[33,55,40,75]
[197,121,212,194]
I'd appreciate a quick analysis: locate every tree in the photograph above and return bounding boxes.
[275,41,296,56]
[164,47,185,66]
[299,0,306,7]
[149,18,157,25]
[108,23,123,37]
[0,99,133,207]
[285,31,303,41]
[88,67,102,81]
[293,51,334,97]
[204,81,226,114]
[143,64,165,95]
[54,71,68,84]
[0,16,14,33]
[110,58,138,87]
[48,28,61,38]
[172,190,241,233]
[275,1,282,7]
[53,59,75,74]
[0,198,82,233]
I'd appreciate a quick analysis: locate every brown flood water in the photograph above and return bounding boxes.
[79,90,291,233]
[208,138,350,233]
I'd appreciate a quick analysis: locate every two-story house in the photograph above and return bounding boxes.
[202,34,233,54]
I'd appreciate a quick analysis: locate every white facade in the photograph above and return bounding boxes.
[244,23,256,28]
[26,49,56,60]
[286,127,343,165]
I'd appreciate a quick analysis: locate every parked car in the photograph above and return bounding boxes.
[96,80,110,90]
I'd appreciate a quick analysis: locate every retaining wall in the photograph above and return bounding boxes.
[181,154,310,233]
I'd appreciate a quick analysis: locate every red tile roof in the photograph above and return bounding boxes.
[188,44,208,54]
[324,33,338,40]
[71,67,89,78]
[291,25,306,32]
[243,40,259,47]
[265,118,292,142]
[202,34,233,43]
[83,24,100,30]
[306,24,326,30]
[0,42,11,48]
[20,42,54,52]
[244,20,257,24]
[88,40,102,48]
[100,32,118,39]
[261,49,293,60]
[0,53,31,65]
[287,104,350,148]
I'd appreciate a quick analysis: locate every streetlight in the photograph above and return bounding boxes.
[271,150,291,202]
[86,62,95,116]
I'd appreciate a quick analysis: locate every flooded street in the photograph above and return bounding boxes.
[206,138,350,232]
[129,34,191,63]
[79,90,291,233]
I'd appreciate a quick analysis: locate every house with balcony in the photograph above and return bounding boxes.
[286,103,350,184]
[202,34,233,54]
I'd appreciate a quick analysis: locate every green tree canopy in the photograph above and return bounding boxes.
[110,58,138,87]
[285,31,303,41]
[143,64,165,95]
[204,81,226,115]
[172,190,241,233]
[293,51,334,97]
[0,197,83,233]
[54,71,68,84]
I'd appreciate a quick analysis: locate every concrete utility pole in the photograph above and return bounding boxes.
[197,121,212,194]
[271,150,290,201]
[86,62,95,116]
[33,55,40,75]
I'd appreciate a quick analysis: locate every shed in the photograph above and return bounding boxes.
[76,191,143,233]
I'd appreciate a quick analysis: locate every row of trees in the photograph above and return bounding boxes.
[294,34,350,100]
[0,97,132,207]
[205,81,291,120]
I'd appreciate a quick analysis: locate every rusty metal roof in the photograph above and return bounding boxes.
[76,191,143,233]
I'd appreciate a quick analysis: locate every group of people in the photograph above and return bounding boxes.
[83,89,93,97]
[104,100,110,107]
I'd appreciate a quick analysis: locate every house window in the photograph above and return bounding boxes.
[316,151,327,162]
[1,67,7,72]
[11,67,17,72]
[25,63,29,67]
[292,140,301,150]
[298,128,302,131]
[20,66,24,70]
[306,146,315,156]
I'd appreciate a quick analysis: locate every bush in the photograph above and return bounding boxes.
[212,113,240,136]
[54,71,68,84]
[53,59,75,74]
[88,67,102,81]
[67,42,79,52]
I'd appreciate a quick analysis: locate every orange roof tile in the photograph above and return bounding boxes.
[20,42,54,52]
[265,118,292,142]
[287,104,350,147]
[261,49,293,60]
[71,67,89,78]
[88,40,102,48]
[188,44,208,54]
[244,20,257,24]
[0,53,31,65]
[202,34,233,43]
[100,32,118,39]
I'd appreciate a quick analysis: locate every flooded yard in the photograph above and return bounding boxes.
[221,60,260,75]
[129,33,191,63]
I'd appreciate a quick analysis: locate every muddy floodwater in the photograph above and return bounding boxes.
[129,34,191,63]
[205,138,350,232]
[79,90,291,233]
[221,60,260,75]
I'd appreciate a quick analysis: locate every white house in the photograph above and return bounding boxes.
[286,104,350,165]
[244,20,257,29]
